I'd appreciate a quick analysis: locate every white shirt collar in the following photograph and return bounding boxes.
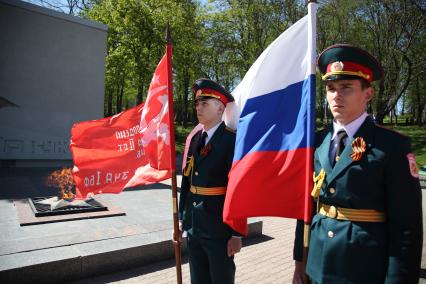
[332,112,368,140]
[203,121,222,144]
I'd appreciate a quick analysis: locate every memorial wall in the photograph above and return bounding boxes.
[0,0,107,166]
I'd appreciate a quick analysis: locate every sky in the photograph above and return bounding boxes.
[24,0,210,15]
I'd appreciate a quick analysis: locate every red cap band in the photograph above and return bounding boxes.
[195,88,230,105]
[325,61,373,82]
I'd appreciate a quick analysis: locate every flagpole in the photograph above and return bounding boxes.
[166,24,183,284]
[303,0,317,283]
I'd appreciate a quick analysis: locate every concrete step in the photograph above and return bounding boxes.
[0,221,262,284]
[0,169,263,284]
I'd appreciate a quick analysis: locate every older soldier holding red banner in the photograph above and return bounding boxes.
[174,78,242,284]
[293,44,422,284]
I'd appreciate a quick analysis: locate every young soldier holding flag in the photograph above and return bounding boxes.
[174,78,242,284]
[293,44,422,284]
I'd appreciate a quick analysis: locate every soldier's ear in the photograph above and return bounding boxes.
[365,87,374,102]
[216,100,225,113]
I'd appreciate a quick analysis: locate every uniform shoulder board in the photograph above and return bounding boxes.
[225,126,236,133]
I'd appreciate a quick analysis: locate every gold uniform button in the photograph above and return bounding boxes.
[328,231,334,238]
[194,171,199,176]
[329,206,337,218]
[192,202,196,206]
[329,187,336,194]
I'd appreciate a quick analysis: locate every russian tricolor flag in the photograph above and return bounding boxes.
[223,3,317,235]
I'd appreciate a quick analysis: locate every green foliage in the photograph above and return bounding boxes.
[175,124,194,154]
[75,0,425,129]
[82,0,201,117]
[202,0,305,88]
[30,0,425,126]
[316,0,426,124]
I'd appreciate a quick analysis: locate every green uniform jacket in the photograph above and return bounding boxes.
[296,117,422,283]
[179,122,236,239]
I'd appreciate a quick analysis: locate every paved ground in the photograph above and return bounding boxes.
[0,167,258,283]
[72,217,296,284]
[72,186,426,284]
[72,211,426,284]
[1,165,425,283]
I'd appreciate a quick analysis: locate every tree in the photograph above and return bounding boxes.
[168,1,204,127]
[29,0,426,123]
[25,0,97,15]
[352,0,425,124]
[201,0,305,88]
[315,0,425,125]
[83,0,188,115]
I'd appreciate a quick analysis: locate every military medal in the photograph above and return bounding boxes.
[311,169,326,198]
[200,143,212,157]
[350,137,366,161]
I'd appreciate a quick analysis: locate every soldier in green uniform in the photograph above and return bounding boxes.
[175,78,242,284]
[293,44,423,283]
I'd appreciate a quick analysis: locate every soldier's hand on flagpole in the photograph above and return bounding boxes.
[172,221,183,244]
[227,236,242,256]
[292,260,306,284]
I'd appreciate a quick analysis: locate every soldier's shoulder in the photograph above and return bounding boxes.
[224,126,236,135]
[225,126,236,133]
[373,124,413,153]
[315,127,330,139]
[221,126,236,145]
[374,124,409,142]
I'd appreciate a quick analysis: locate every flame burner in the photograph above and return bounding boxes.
[28,196,108,217]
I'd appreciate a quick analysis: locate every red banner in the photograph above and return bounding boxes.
[70,54,172,198]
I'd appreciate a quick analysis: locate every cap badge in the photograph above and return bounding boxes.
[330,61,344,72]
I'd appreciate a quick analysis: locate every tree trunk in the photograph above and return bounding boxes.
[106,87,113,117]
[393,109,398,126]
[116,85,123,113]
[415,77,423,126]
[137,74,144,105]
[182,71,190,128]
[175,95,182,126]
[401,94,405,115]
[116,73,125,113]
[374,80,386,125]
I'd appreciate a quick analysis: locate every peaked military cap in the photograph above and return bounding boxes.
[318,44,384,83]
[192,78,234,105]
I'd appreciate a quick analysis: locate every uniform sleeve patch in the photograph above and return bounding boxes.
[407,153,419,178]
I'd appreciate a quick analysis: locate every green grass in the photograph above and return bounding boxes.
[385,124,426,167]
[382,114,426,167]
[174,125,195,154]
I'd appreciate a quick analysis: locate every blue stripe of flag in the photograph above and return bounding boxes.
[233,74,315,162]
